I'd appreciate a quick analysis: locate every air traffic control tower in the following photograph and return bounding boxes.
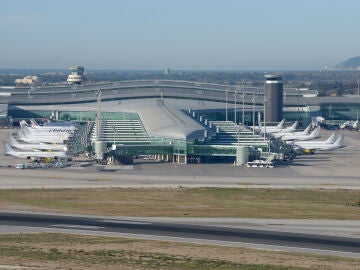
[264,74,283,123]
[67,66,85,84]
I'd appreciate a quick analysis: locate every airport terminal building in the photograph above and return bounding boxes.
[1,78,359,164]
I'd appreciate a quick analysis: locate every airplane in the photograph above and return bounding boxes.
[280,126,320,141]
[272,124,312,138]
[30,118,77,130]
[293,133,336,147]
[21,120,76,136]
[256,119,285,132]
[17,129,68,144]
[9,135,67,151]
[293,134,345,152]
[4,142,71,160]
[258,121,298,134]
[21,125,75,139]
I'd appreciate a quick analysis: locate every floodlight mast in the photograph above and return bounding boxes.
[252,93,256,135]
[242,80,245,125]
[297,88,300,121]
[225,89,228,121]
[263,95,270,141]
[95,89,102,141]
[234,87,237,124]
[242,91,245,125]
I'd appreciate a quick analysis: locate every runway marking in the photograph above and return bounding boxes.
[1,225,359,258]
[100,219,151,225]
[96,177,111,181]
[51,224,103,230]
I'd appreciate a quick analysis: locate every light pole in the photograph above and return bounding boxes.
[263,81,266,140]
[357,79,359,96]
[95,89,102,142]
[234,87,237,124]
[252,93,256,135]
[242,91,245,125]
[263,96,270,141]
[225,89,228,121]
[113,125,116,146]
[236,128,240,166]
[297,88,300,121]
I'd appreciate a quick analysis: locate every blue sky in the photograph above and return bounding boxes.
[0,0,359,70]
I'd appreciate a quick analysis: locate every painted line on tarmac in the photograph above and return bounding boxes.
[100,219,151,225]
[51,224,103,230]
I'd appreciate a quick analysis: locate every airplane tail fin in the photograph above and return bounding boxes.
[30,118,39,127]
[302,124,311,135]
[325,133,336,144]
[17,130,30,143]
[276,119,285,128]
[3,142,15,156]
[19,120,29,128]
[20,126,32,136]
[333,135,345,147]
[309,126,320,138]
[9,135,19,147]
[288,121,298,132]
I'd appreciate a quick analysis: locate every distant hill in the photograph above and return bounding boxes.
[334,56,360,70]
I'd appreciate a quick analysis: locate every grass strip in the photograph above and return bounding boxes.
[0,187,360,219]
[0,233,359,270]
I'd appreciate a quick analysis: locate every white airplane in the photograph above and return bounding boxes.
[21,126,75,139]
[20,120,76,140]
[293,133,336,146]
[256,119,285,132]
[4,143,71,160]
[280,126,320,141]
[20,120,76,136]
[17,129,68,144]
[273,124,312,138]
[30,118,77,130]
[293,134,345,151]
[9,135,67,151]
[258,121,298,134]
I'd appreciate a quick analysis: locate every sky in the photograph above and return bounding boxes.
[0,0,359,70]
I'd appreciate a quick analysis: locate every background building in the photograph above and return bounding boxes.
[15,76,39,85]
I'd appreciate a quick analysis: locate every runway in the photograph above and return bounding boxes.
[1,211,360,258]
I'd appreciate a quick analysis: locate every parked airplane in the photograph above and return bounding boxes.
[280,126,320,141]
[30,119,77,130]
[273,124,312,138]
[21,120,76,136]
[293,133,336,147]
[17,129,68,144]
[9,135,67,151]
[4,143,71,160]
[293,134,345,152]
[258,121,298,134]
[256,119,285,132]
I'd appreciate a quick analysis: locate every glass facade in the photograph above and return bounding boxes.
[321,104,360,120]
[8,108,139,123]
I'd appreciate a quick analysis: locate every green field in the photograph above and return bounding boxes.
[0,187,360,219]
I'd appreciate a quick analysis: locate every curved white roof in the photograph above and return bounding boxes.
[18,98,229,140]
